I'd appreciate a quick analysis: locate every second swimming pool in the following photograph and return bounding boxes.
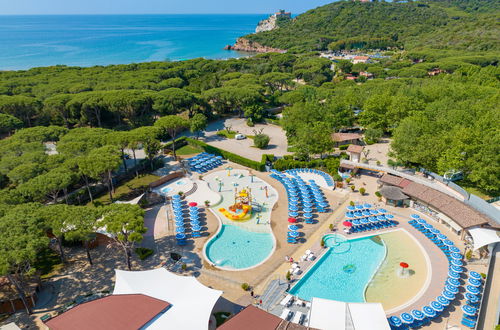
[290,234,386,302]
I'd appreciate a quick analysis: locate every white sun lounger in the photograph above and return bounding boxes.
[280,308,294,321]
[280,294,293,306]
[292,312,303,324]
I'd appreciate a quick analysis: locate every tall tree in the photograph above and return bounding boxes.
[18,167,76,203]
[0,203,48,314]
[154,115,189,157]
[64,206,100,266]
[189,113,207,139]
[101,204,146,270]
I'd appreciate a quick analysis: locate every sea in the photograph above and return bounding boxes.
[0,14,267,70]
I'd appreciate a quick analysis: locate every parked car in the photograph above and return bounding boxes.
[235,134,246,140]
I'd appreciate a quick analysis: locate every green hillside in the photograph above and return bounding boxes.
[245,0,500,52]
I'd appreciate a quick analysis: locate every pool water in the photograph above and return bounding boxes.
[176,180,186,185]
[290,234,386,302]
[205,224,274,269]
[161,187,172,194]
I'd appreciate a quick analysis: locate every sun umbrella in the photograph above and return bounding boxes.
[176,227,185,233]
[343,221,353,227]
[451,253,463,260]
[289,225,299,231]
[469,271,481,280]
[422,306,436,318]
[400,312,414,324]
[451,259,463,267]
[437,233,448,240]
[466,285,480,295]
[175,233,186,240]
[388,316,402,327]
[289,212,299,217]
[385,214,394,219]
[361,218,370,224]
[377,215,386,221]
[446,285,459,294]
[190,220,200,225]
[369,217,379,223]
[443,239,454,246]
[461,305,477,316]
[442,290,455,300]
[448,271,460,279]
[347,205,355,211]
[288,231,299,238]
[345,213,354,218]
[319,202,329,207]
[288,200,298,205]
[172,195,181,199]
[192,225,202,231]
[411,310,425,321]
[370,210,379,215]
[430,228,440,234]
[175,220,184,226]
[303,208,313,213]
[356,205,364,210]
[437,296,450,305]
[411,214,420,219]
[303,203,314,209]
[468,278,481,287]
[352,220,361,225]
[188,202,198,207]
[378,208,387,213]
[430,301,444,312]
[423,222,433,229]
[447,278,460,287]
[289,206,299,212]
[416,218,427,224]
[288,217,297,223]
[290,197,299,202]
[449,246,460,253]
[465,293,479,303]
[362,210,371,216]
[304,213,313,219]
[364,203,372,208]
[189,206,198,211]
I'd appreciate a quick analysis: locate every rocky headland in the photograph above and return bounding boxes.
[224,38,286,53]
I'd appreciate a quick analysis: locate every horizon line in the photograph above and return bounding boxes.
[0,13,273,16]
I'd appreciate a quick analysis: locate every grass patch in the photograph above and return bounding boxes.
[33,247,64,279]
[90,173,160,206]
[175,144,202,155]
[216,130,236,139]
[456,180,493,200]
[214,311,232,326]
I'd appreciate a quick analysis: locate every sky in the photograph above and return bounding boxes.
[0,0,335,15]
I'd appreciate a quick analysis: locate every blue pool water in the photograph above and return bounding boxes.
[290,234,386,302]
[160,187,172,194]
[205,224,274,269]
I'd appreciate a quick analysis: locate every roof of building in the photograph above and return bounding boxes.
[45,294,169,330]
[353,56,370,60]
[332,132,362,142]
[218,305,284,330]
[380,185,409,201]
[347,144,364,153]
[379,174,412,188]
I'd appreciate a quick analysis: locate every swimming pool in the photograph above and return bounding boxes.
[204,224,274,269]
[290,234,386,302]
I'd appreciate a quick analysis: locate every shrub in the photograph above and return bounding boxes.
[465,250,473,260]
[359,187,366,195]
[329,224,334,231]
[204,200,210,207]
[181,263,187,271]
[186,138,269,171]
[346,178,351,184]
[351,185,356,192]
[339,144,349,150]
[333,173,342,182]
[350,201,355,206]
[135,247,154,260]
[480,272,486,279]
[254,134,270,149]
[241,283,250,291]
[320,238,325,247]
[246,118,254,127]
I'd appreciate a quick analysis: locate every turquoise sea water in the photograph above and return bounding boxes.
[0,14,266,70]
[290,235,386,302]
[205,224,274,269]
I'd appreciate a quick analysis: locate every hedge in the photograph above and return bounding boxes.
[163,136,188,151]
[186,138,272,171]
[273,157,340,176]
[339,144,349,150]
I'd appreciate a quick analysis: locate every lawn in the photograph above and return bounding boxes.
[90,173,160,205]
[456,180,493,200]
[175,144,202,155]
[216,130,236,139]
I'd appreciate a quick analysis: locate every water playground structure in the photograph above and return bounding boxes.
[219,187,253,221]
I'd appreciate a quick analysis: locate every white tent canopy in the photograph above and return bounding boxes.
[468,227,500,251]
[113,268,222,330]
[308,298,390,330]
